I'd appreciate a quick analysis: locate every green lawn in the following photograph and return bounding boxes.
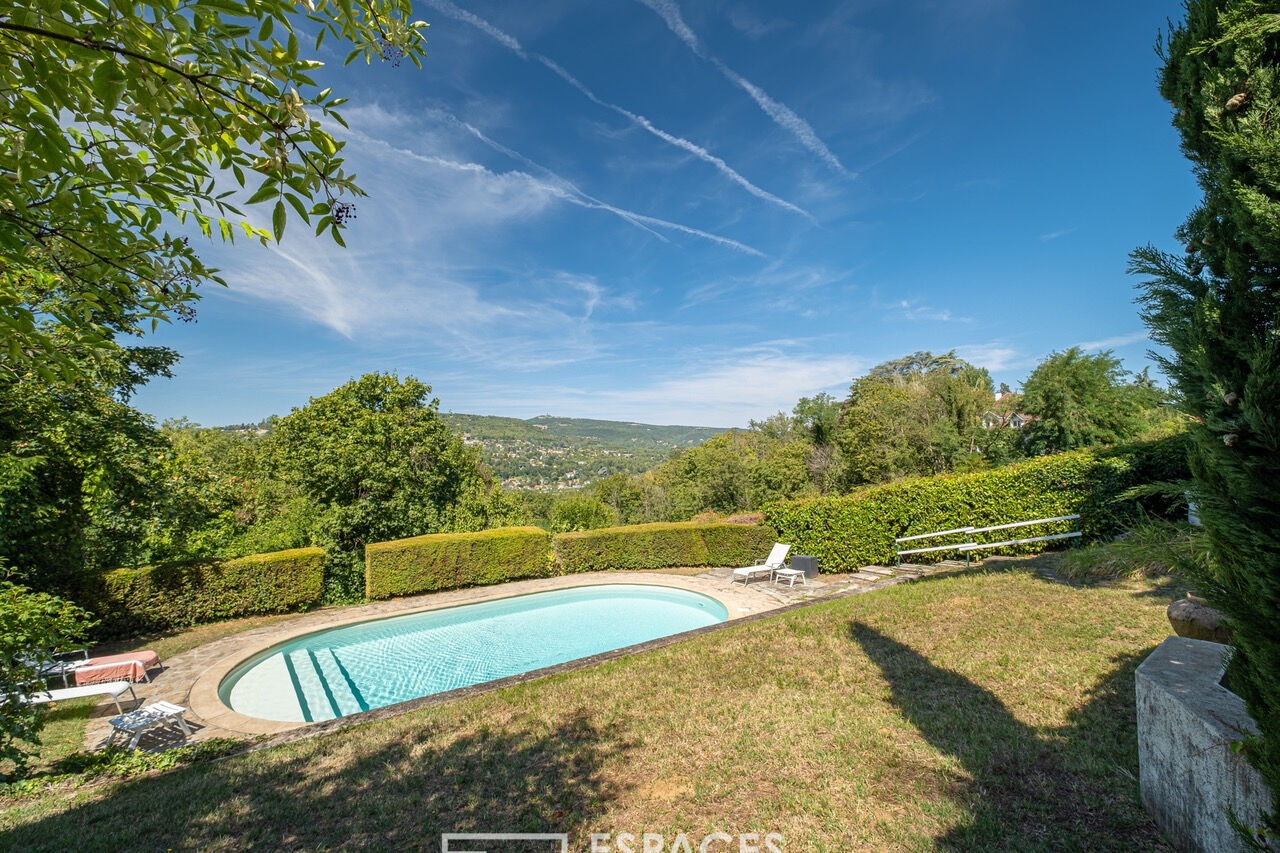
[0,563,1177,851]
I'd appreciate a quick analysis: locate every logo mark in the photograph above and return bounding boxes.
[441,833,570,853]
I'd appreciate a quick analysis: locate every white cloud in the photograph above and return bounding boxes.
[633,0,851,176]
[680,261,856,309]
[341,123,765,256]
[537,57,814,221]
[711,59,852,177]
[425,0,811,219]
[1075,330,1148,351]
[210,136,632,369]
[953,343,1026,372]
[896,299,971,323]
[451,348,862,426]
[1039,227,1076,242]
[632,0,703,54]
[423,0,526,54]
[726,6,790,40]
[593,349,861,425]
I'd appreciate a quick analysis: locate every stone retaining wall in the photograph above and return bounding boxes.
[1136,636,1272,852]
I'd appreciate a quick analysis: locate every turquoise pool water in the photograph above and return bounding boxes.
[220,584,728,722]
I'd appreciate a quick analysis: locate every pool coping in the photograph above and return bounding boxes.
[185,572,781,737]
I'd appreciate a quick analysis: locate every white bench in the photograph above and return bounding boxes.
[772,567,807,587]
[23,681,138,714]
[107,701,192,748]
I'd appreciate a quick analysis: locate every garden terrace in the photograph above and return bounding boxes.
[0,558,1178,851]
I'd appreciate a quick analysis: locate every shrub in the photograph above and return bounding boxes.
[0,581,96,776]
[764,439,1189,573]
[87,547,324,637]
[1055,519,1208,583]
[550,495,618,533]
[554,522,776,573]
[365,526,552,600]
[2,738,242,795]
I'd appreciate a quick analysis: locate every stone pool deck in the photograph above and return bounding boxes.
[83,564,939,751]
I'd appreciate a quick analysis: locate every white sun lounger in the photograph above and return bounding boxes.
[732,543,791,585]
[22,681,138,714]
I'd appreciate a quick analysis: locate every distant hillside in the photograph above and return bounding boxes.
[443,413,728,490]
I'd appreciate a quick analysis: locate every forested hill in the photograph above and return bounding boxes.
[442,413,728,489]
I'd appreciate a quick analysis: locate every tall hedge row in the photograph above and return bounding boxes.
[87,547,325,637]
[764,437,1189,573]
[366,526,552,600]
[554,521,776,573]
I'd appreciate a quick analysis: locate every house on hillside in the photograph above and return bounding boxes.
[980,411,1040,429]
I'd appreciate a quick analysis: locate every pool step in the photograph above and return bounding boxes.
[285,648,365,721]
[312,648,368,715]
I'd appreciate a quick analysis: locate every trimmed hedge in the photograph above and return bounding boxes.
[554,521,777,573]
[365,526,552,600]
[88,547,325,637]
[764,437,1190,573]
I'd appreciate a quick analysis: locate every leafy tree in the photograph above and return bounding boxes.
[1131,0,1280,836]
[550,495,618,533]
[513,490,556,529]
[834,352,993,486]
[267,373,496,601]
[655,433,753,518]
[590,473,646,525]
[0,580,95,776]
[0,0,427,378]
[0,343,182,592]
[1019,348,1162,455]
[747,438,813,506]
[649,428,818,519]
[791,393,842,446]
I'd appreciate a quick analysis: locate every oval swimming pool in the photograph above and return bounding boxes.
[219,584,728,722]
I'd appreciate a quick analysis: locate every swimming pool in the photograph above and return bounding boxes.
[219,584,728,722]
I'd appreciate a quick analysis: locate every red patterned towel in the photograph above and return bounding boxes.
[74,650,162,685]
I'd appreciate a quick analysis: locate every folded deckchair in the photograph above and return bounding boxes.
[732,542,791,585]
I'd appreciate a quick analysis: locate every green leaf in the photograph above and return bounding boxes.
[246,180,278,205]
[272,199,286,242]
[91,60,127,113]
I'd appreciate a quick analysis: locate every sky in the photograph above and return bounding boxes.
[131,0,1201,428]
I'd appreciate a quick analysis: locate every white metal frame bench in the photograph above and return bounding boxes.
[106,701,192,748]
[23,681,138,714]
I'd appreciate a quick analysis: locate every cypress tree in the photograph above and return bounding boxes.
[1131,0,1280,840]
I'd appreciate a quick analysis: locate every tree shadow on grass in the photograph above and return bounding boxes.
[0,711,630,852]
[849,622,1168,851]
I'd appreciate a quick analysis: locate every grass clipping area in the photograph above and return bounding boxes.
[0,566,1174,851]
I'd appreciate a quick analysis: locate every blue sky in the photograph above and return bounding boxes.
[132,0,1199,428]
